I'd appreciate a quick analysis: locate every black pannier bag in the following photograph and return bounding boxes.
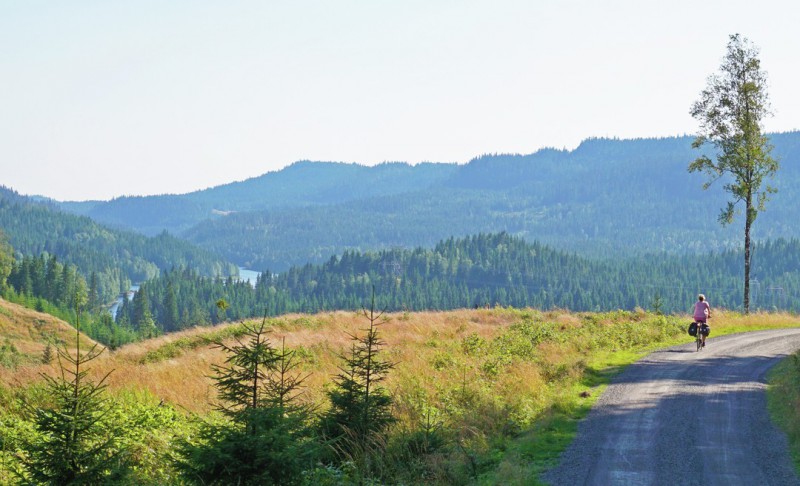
[688,322,698,336]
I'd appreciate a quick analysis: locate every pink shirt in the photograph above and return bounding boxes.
[694,301,710,321]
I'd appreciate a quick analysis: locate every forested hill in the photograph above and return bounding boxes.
[59,161,458,235]
[0,187,237,301]
[184,132,800,271]
[123,233,800,335]
[53,132,800,271]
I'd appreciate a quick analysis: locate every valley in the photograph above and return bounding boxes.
[4,8,797,483]
[2,134,800,484]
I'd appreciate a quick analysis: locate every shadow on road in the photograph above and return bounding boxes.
[543,330,800,485]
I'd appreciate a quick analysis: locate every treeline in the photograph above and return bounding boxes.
[125,233,800,335]
[0,186,238,303]
[2,252,140,347]
[7,254,94,309]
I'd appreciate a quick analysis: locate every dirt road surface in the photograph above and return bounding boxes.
[543,328,800,486]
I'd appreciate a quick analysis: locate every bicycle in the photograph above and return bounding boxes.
[695,323,709,351]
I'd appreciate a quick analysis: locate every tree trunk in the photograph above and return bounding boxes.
[744,200,752,314]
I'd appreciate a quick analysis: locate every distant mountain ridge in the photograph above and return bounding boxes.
[59,161,458,235]
[54,132,800,271]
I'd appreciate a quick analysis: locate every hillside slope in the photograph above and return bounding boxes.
[60,161,458,235]
[4,299,800,484]
[0,297,96,376]
[4,306,666,413]
[3,306,532,413]
[185,132,800,270]
[0,187,237,301]
[51,132,800,271]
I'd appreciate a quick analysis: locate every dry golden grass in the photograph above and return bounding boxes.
[4,301,800,418]
[5,299,800,484]
[0,298,93,354]
[714,309,798,329]
[0,298,98,386]
[554,312,582,330]
[0,307,524,413]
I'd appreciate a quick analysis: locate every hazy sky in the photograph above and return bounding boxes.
[2,1,798,201]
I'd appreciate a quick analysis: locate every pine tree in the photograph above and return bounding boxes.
[212,318,278,429]
[177,316,316,485]
[18,294,126,483]
[132,287,156,338]
[321,289,395,471]
[0,230,12,291]
[87,272,100,310]
[41,342,53,364]
[162,281,179,331]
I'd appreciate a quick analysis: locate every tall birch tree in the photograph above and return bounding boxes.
[689,33,778,313]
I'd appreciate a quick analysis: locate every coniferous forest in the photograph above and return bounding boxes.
[112,233,800,341]
[0,186,237,303]
[59,133,800,271]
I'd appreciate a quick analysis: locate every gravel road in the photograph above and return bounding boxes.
[543,328,800,486]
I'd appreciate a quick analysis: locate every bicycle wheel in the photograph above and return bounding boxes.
[696,335,702,351]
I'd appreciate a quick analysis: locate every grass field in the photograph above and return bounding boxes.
[2,297,800,484]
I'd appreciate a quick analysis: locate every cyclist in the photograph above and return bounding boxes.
[693,294,711,347]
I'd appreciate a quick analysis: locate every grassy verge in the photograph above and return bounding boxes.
[484,310,800,485]
[768,350,800,475]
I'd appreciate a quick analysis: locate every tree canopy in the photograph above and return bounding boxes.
[690,33,778,312]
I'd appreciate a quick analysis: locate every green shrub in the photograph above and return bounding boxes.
[461,333,487,356]
[0,339,21,369]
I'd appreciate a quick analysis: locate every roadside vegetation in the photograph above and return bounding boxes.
[2,297,799,484]
[768,346,800,476]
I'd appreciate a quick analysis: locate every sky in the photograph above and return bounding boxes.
[1,0,798,201]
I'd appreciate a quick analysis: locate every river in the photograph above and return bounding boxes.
[109,284,140,320]
[237,267,261,287]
